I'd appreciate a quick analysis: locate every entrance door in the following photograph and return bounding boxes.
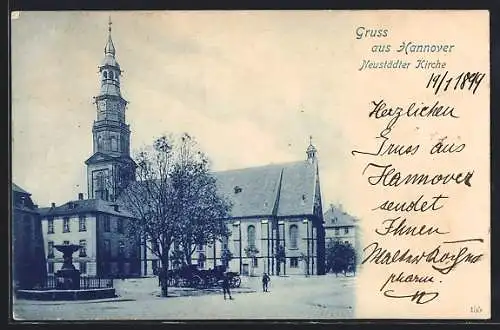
[242,263,249,276]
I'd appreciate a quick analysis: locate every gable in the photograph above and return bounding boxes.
[84,152,115,165]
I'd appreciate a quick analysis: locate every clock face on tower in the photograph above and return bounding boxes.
[98,100,106,112]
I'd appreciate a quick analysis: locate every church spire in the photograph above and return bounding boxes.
[306,135,317,162]
[104,16,116,56]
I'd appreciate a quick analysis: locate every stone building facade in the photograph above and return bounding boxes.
[11,183,47,290]
[39,195,141,278]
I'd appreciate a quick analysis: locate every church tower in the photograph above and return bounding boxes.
[306,136,318,163]
[85,18,136,201]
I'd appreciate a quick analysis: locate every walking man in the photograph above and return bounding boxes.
[222,272,233,300]
[262,272,270,292]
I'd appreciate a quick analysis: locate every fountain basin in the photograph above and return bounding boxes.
[16,288,117,301]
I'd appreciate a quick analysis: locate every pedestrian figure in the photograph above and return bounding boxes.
[222,272,233,300]
[262,272,271,292]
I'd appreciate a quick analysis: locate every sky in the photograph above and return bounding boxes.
[12,11,364,210]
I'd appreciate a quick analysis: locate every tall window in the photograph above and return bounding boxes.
[79,216,87,232]
[117,218,124,234]
[335,228,340,236]
[47,241,54,258]
[344,227,349,234]
[289,224,298,249]
[63,217,70,233]
[79,239,87,257]
[104,239,111,257]
[47,218,54,234]
[247,225,256,248]
[104,215,111,232]
[48,263,54,274]
[79,262,87,274]
[290,257,299,268]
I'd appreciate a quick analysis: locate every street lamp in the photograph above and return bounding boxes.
[261,219,269,274]
[278,220,285,275]
[303,219,310,276]
[233,221,242,274]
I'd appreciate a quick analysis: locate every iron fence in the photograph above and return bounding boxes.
[45,275,113,289]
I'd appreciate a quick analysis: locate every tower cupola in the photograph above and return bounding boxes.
[306,136,317,162]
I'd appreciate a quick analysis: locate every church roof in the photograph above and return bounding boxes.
[38,198,134,218]
[12,182,30,195]
[116,160,319,220]
[323,205,357,227]
[213,160,318,218]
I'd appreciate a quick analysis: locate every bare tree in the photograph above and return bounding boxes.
[170,134,232,265]
[119,133,231,297]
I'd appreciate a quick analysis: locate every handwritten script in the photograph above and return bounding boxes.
[351,71,486,305]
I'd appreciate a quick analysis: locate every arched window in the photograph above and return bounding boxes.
[103,71,108,79]
[111,136,118,151]
[289,224,298,249]
[247,225,256,248]
[109,71,114,79]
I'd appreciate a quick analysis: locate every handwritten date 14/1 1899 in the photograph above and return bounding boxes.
[426,71,486,95]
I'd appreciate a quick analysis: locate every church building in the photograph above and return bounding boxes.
[36,19,327,278]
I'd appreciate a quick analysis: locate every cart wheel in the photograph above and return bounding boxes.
[168,277,177,287]
[230,276,241,288]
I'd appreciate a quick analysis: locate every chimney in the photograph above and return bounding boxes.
[51,202,56,208]
[78,193,84,200]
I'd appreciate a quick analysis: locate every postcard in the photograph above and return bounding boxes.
[11,10,490,320]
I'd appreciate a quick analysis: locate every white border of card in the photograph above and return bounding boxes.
[10,10,490,320]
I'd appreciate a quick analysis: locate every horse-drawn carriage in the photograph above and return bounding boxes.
[165,265,241,289]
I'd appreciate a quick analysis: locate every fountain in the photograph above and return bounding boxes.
[16,243,117,301]
[53,244,81,290]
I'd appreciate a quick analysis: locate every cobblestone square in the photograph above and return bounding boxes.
[13,275,355,320]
